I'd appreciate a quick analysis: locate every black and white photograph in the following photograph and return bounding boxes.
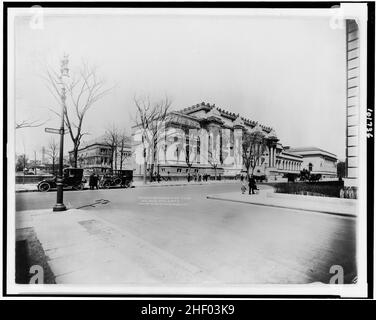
[3,2,373,298]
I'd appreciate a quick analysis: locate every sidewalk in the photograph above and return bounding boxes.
[16,208,217,285]
[133,179,239,188]
[15,179,239,193]
[207,189,357,217]
[15,184,39,192]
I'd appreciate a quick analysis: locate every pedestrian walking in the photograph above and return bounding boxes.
[94,173,99,189]
[89,172,95,190]
[248,175,258,195]
[241,182,247,194]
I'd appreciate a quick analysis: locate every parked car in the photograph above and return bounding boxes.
[254,174,267,182]
[37,168,87,192]
[23,168,35,175]
[308,174,322,182]
[99,170,133,189]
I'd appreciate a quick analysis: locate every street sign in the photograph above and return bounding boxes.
[45,127,66,135]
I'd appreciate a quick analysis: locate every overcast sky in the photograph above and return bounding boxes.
[13,11,346,161]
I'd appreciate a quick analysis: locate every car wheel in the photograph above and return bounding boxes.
[103,182,110,189]
[114,178,122,186]
[73,183,84,191]
[38,182,50,192]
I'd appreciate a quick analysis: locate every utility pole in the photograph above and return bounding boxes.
[53,55,69,212]
[22,140,26,184]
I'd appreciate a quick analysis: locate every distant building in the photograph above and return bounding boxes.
[69,135,133,173]
[28,159,42,167]
[288,147,338,179]
[274,145,303,179]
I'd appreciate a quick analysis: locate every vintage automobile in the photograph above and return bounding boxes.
[37,168,87,192]
[99,170,133,189]
[254,174,267,182]
[308,173,322,182]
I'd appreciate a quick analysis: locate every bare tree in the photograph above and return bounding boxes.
[170,120,199,177]
[118,132,130,171]
[46,139,58,174]
[45,59,112,167]
[16,154,28,172]
[133,95,172,184]
[184,130,198,176]
[206,129,230,180]
[104,124,120,172]
[16,118,47,129]
[242,125,268,180]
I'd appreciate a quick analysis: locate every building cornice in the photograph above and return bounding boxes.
[179,102,274,134]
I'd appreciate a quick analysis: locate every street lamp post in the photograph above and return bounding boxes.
[53,55,69,212]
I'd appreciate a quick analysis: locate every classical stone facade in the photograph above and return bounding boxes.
[346,19,360,184]
[133,102,305,179]
[288,147,338,179]
[70,135,133,173]
[274,145,303,177]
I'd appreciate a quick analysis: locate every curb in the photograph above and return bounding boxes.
[16,187,92,193]
[16,189,39,193]
[206,195,357,218]
[15,181,239,193]
[134,181,237,188]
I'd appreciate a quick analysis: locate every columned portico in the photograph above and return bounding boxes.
[266,137,278,178]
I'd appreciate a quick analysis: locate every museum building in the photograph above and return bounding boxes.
[132,102,328,180]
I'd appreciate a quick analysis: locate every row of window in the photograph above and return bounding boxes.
[158,167,200,174]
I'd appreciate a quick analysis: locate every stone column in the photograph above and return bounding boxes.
[271,146,273,167]
[199,129,209,165]
[270,147,273,167]
[208,125,221,165]
[221,128,231,166]
[233,128,243,170]
[268,146,272,167]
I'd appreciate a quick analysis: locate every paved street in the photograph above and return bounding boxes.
[16,183,357,284]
